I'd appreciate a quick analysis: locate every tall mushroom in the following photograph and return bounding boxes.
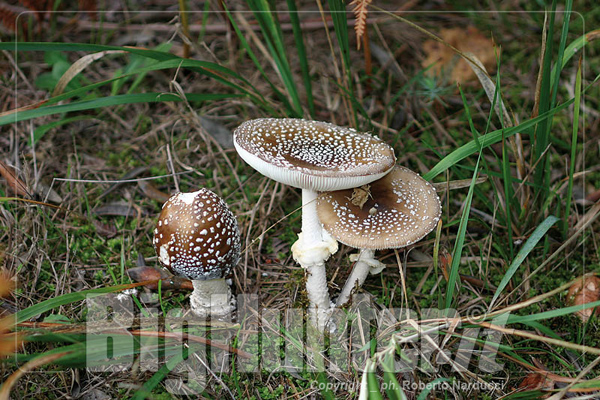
[233,118,396,330]
[153,189,241,318]
[317,166,441,307]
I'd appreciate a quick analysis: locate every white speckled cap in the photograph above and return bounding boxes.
[153,189,241,280]
[233,118,396,192]
[317,166,441,250]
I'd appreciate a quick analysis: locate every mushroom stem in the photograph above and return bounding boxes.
[304,257,332,330]
[189,278,235,318]
[336,249,385,307]
[301,190,330,246]
[290,190,338,331]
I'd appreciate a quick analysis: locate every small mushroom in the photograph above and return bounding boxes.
[153,189,241,318]
[234,118,396,330]
[317,166,441,307]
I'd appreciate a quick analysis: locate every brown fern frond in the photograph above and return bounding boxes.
[350,0,372,50]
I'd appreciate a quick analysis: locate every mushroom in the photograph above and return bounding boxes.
[317,166,441,307]
[233,118,395,330]
[153,189,241,318]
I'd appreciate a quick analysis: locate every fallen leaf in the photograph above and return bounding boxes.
[93,201,145,217]
[585,188,600,203]
[52,50,125,96]
[127,266,193,291]
[35,182,63,203]
[567,274,600,322]
[518,372,555,392]
[432,176,488,192]
[138,180,170,203]
[516,371,593,398]
[422,26,496,84]
[0,161,31,198]
[459,274,497,291]
[348,184,371,209]
[198,116,235,149]
[92,219,118,238]
[136,253,147,267]
[81,389,111,400]
[128,265,163,281]
[439,247,452,281]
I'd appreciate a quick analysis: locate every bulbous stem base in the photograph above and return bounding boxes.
[189,278,236,318]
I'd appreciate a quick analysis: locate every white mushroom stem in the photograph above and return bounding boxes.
[336,249,386,307]
[301,190,330,246]
[291,190,338,331]
[189,278,236,318]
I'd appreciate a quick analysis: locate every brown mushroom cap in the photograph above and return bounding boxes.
[153,189,241,280]
[233,118,396,192]
[317,166,441,250]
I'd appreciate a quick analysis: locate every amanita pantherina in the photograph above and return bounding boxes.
[317,166,441,307]
[153,189,241,318]
[234,118,396,331]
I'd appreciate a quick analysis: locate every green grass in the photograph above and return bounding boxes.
[1,1,599,399]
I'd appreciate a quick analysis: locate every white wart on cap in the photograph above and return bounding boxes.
[317,166,441,249]
[233,118,396,192]
[153,189,241,280]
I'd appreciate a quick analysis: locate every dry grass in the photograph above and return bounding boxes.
[0,1,599,399]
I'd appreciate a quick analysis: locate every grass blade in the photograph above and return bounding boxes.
[315,372,336,400]
[423,93,579,181]
[0,93,243,126]
[381,353,407,400]
[5,282,146,325]
[489,215,560,309]
[445,156,481,309]
[416,378,452,400]
[550,29,600,88]
[32,115,94,144]
[326,0,359,126]
[0,42,273,114]
[0,351,71,399]
[563,57,582,238]
[131,346,189,400]
[223,6,291,115]
[534,1,572,199]
[0,42,177,60]
[507,300,600,324]
[286,0,315,118]
[246,0,302,116]
[445,87,484,309]
[532,4,557,194]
